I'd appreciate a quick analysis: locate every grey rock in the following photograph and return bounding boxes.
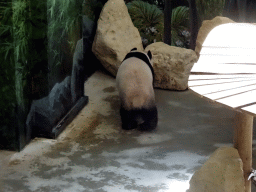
[83,15,95,40]
[26,76,72,140]
[71,39,84,103]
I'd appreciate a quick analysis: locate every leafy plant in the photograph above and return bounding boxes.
[127,0,189,47]
[127,0,164,45]
[0,0,28,150]
[48,0,84,47]
[0,0,30,114]
[0,0,50,150]
[171,6,189,46]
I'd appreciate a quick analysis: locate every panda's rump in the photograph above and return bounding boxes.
[116,57,155,110]
[124,89,152,109]
[120,69,154,109]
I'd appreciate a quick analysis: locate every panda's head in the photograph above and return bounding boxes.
[122,47,154,79]
[129,48,152,65]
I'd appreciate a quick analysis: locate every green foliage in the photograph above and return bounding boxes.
[0,0,48,140]
[0,1,20,149]
[0,1,20,121]
[196,0,225,26]
[127,0,163,30]
[48,0,84,42]
[171,6,189,46]
[127,0,164,44]
[127,0,189,47]
[1,0,48,83]
[83,0,104,21]
[12,1,30,64]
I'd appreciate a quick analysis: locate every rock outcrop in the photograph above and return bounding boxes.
[195,16,235,57]
[188,147,245,192]
[92,0,143,76]
[71,39,84,103]
[26,76,73,141]
[145,42,198,90]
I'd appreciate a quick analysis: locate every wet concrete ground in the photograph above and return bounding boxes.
[1,70,256,192]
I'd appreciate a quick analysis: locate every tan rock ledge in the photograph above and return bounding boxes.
[188,147,245,192]
[145,42,198,91]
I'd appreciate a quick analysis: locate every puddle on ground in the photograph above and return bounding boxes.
[134,133,172,145]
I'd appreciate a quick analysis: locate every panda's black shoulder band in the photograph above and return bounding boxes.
[122,52,155,79]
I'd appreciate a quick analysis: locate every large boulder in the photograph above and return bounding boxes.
[195,16,235,57]
[188,147,245,192]
[92,0,143,76]
[145,42,198,90]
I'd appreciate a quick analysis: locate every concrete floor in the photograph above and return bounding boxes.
[1,70,256,192]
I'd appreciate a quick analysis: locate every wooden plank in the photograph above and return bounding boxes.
[204,84,256,100]
[188,76,256,86]
[189,74,256,80]
[214,89,256,108]
[242,104,256,115]
[198,55,256,64]
[189,80,256,95]
[190,63,256,74]
[201,47,256,56]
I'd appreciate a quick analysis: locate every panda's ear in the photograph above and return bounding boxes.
[130,48,137,52]
[147,50,152,60]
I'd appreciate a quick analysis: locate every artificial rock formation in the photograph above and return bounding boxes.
[71,39,84,104]
[195,16,235,57]
[92,0,143,76]
[188,147,245,192]
[26,76,73,141]
[145,42,198,90]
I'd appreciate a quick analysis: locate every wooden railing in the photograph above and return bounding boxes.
[189,23,256,192]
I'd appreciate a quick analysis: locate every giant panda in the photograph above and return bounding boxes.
[116,47,158,131]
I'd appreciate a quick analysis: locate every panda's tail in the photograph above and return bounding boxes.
[136,116,145,125]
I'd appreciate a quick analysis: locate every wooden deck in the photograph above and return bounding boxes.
[188,23,256,192]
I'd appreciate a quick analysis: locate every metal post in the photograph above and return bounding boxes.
[237,0,247,22]
[188,0,198,50]
[164,0,172,45]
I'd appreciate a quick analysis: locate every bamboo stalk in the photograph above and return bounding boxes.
[234,111,253,192]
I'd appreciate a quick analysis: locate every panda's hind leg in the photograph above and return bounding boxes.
[120,106,137,130]
[138,106,158,131]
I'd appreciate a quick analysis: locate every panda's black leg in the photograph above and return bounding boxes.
[120,106,136,130]
[139,106,158,131]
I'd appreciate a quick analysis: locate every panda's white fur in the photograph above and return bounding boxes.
[116,48,158,131]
